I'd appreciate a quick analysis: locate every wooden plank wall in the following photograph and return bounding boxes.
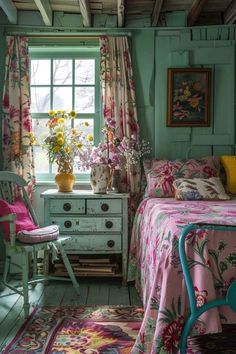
[132,26,236,159]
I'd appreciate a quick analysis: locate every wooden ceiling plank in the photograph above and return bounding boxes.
[78,0,91,27]
[0,0,17,24]
[224,0,236,24]
[33,0,52,26]
[151,0,164,27]
[117,0,125,27]
[187,0,207,27]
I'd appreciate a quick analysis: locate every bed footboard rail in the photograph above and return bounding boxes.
[179,223,236,354]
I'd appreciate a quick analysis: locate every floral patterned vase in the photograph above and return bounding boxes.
[55,159,76,192]
[90,163,111,194]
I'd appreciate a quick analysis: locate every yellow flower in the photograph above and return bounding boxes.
[84,121,90,127]
[86,134,94,142]
[184,89,191,97]
[56,132,63,138]
[48,110,56,117]
[71,128,77,136]
[64,146,71,153]
[189,97,199,108]
[70,111,77,119]
[28,132,36,145]
[57,110,63,115]
[53,146,60,153]
[77,142,83,149]
[179,95,187,102]
[57,137,64,146]
[58,118,65,124]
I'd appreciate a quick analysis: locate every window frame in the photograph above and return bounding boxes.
[29,46,101,182]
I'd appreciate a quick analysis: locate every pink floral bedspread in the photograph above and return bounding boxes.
[128,198,236,353]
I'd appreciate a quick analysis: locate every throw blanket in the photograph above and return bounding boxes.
[128,198,236,353]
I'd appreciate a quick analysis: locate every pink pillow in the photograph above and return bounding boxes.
[0,198,38,241]
[143,156,220,198]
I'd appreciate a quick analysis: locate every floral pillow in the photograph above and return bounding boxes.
[173,177,230,201]
[143,156,220,198]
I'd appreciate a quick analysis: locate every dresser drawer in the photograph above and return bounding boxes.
[63,234,121,252]
[87,199,122,214]
[51,216,122,232]
[49,199,85,214]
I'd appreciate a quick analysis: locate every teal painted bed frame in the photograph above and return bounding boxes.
[179,223,236,354]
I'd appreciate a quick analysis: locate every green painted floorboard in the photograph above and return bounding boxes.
[0,278,142,350]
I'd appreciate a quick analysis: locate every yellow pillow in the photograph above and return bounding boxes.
[220,156,236,194]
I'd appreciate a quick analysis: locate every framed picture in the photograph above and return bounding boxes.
[167,68,211,127]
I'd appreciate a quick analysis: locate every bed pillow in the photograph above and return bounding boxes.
[220,156,236,194]
[173,177,230,201]
[143,156,220,198]
[0,198,38,241]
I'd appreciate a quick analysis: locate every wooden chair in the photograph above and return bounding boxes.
[0,171,80,318]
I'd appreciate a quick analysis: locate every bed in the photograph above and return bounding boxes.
[128,197,236,354]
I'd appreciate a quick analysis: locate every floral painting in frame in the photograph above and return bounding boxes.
[167,68,211,127]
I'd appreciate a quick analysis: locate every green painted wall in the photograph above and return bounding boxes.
[131,27,236,159]
[0,22,235,164]
[0,12,235,268]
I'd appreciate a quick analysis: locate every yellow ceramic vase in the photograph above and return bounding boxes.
[55,172,76,192]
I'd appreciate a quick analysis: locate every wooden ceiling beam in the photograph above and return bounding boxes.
[151,0,164,27]
[117,0,125,27]
[224,0,236,24]
[187,0,207,27]
[78,0,91,27]
[0,0,17,24]
[33,0,52,26]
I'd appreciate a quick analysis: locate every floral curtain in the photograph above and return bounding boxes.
[99,36,141,224]
[2,36,35,198]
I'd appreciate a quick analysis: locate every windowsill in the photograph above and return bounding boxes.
[36,180,92,189]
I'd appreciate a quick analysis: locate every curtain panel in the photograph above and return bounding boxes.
[2,36,35,198]
[99,36,141,224]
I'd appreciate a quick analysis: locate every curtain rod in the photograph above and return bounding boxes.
[4,31,132,38]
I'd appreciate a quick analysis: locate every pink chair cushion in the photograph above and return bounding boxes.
[17,225,59,243]
[0,198,38,241]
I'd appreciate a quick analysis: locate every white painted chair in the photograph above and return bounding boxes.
[0,171,80,318]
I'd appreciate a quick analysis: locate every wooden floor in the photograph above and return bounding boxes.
[0,277,142,351]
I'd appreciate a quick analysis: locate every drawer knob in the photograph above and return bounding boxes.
[64,220,72,228]
[105,220,113,229]
[107,240,115,248]
[63,203,71,211]
[101,203,109,212]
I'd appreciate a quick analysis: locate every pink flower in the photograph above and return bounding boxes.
[194,286,208,307]
[23,118,32,132]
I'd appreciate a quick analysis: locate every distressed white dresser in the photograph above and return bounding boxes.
[40,189,129,283]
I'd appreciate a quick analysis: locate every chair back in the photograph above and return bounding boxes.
[0,171,39,226]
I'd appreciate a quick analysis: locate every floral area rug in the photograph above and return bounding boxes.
[3,305,144,353]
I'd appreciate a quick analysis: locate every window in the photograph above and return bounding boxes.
[29,46,100,181]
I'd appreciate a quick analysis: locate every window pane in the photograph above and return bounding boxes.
[34,146,49,173]
[75,87,95,113]
[53,87,72,110]
[74,119,94,137]
[32,118,49,144]
[31,60,50,85]
[31,87,50,113]
[75,59,95,84]
[53,60,72,85]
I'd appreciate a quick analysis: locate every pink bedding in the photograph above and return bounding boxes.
[128,198,236,353]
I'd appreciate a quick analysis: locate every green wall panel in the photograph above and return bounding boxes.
[154,30,235,159]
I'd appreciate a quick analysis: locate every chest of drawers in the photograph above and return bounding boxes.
[41,189,129,283]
